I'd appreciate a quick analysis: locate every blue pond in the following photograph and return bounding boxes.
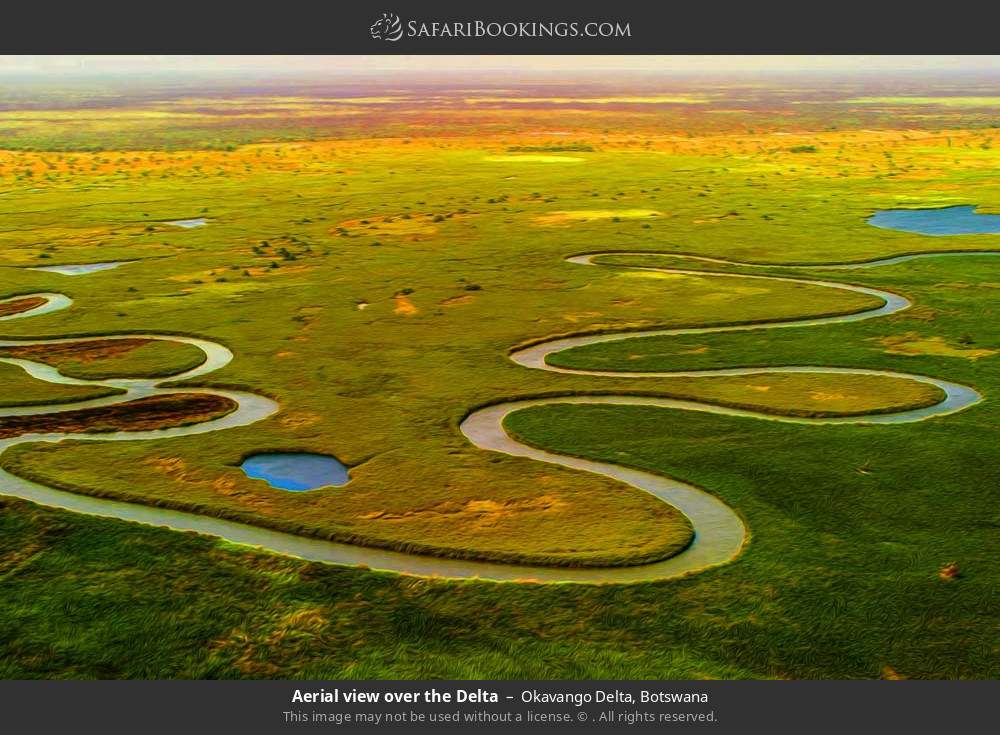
[241,453,350,491]
[868,205,1000,235]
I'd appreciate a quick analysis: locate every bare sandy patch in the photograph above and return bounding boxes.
[441,294,476,307]
[483,155,585,164]
[279,411,322,429]
[358,494,565,525]
[617,270,687,282]
[335,216,437,238]
[889,305,939,322]
[810,391,847,401]
[144,455,276,513]
[535,209,662,226]
[875,333,996,360]
[561,311,604,323]
[394,294,418,316]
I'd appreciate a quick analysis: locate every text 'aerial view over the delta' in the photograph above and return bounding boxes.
[0,56,996,680]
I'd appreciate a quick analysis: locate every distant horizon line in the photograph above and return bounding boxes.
[2,69,1000,84]
[1,55,999,80]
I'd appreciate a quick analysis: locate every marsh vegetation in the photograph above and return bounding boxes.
[0,75,997,678]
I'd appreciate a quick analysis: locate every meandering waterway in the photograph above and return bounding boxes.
[0,247,995,583]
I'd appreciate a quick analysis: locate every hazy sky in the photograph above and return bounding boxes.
[1,55,999,77]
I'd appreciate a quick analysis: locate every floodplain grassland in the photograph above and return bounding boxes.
[0,338,206,380]
[0,362,123,407]
[0,78,998,678]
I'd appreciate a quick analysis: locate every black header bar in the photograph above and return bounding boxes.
[3,1,1000,54]
[3,679,999,734]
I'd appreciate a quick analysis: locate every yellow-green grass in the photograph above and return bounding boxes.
[841,96,1000,107]
[0,88,998,679]
[0,362,123,407]
[615,373,944,418]
[0,255,894,566]
[3,469,999,680]
[1,128,998,567]
[482,154,585,163]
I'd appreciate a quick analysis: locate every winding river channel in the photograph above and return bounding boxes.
[0,249,995,583]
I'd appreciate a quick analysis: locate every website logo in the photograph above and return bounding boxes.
[368,14,632,43]
[370,12,404,42]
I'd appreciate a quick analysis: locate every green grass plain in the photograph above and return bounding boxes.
[0,363,123,406]
[0,81,998,678]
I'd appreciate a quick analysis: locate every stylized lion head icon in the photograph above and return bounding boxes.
[370,12,403,42]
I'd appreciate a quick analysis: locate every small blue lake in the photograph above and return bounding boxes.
[868,205,1000,235]
[241,453,350,491]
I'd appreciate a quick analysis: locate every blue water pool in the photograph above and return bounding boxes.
[240,452,350,491]
[868,205,1000,235]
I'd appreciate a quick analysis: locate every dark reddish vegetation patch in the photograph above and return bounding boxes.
[0,338,153,364]
[0,297,45,317]
[0,393,236,439]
